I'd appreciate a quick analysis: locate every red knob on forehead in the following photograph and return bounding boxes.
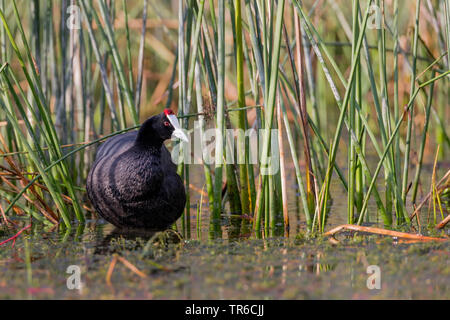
[164,109,174,115]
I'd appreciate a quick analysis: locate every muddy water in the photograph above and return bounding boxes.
[0,162,448,299]
[0,224,448,299]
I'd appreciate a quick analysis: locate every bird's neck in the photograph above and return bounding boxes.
[134,118,164,148]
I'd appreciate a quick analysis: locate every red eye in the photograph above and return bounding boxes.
[164,121,170,127]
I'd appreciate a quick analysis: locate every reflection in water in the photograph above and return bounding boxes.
[94,228,157,255]
[93,227,182,256]
[296,251,336,275]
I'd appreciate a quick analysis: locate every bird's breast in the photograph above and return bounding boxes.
[93,148,164,204]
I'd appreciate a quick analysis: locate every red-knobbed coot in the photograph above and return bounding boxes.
[86,109,188,230]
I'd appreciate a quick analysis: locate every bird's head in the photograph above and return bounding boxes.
[160,109,189,142]
[136,109,189,146]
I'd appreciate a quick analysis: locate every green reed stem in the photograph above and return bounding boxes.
[358,70,450,224]
[402,0,421,205]
[234,0,251,233]
[212,0,226,238]
[411,70,437,205]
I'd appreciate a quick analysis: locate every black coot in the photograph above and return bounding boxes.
[86,109,188,230]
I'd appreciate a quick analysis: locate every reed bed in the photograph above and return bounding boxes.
[0,0,448,239]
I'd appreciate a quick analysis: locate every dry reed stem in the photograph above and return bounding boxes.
[116,256,148,279]
[0,204,10,225]
[0,132,95,221]
[436,214,450,229]
[410,169,450,220]
[0,224,31,246]
[105,254,149,287]
[0,163,58,223]
[324,224,448,242]
[105,255,118,286]
[428,145,441,224]
[0,134,61,221]
[188,183,209,200]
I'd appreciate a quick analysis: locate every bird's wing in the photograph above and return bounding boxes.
[95,131,137,160]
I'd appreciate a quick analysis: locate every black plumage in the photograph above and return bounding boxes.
[86,110,186,230]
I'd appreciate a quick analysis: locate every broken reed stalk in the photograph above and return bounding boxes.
[436,214,450,230]
[324,224,448,242]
